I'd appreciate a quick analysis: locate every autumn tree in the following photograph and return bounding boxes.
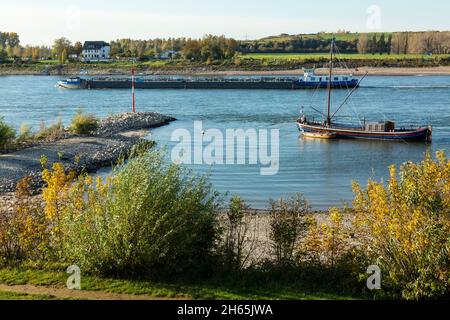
[357,34,370,54]
[73,41,83,55]
[52,37,72,61]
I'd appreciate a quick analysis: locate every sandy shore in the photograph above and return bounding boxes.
[1,66,450,77]
[189,66,450,77]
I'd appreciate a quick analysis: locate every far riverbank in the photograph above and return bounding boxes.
[2,66,450,77]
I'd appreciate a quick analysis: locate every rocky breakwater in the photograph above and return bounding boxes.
[0,112,176,194]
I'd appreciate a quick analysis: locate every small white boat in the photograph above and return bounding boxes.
[57,77,84,89]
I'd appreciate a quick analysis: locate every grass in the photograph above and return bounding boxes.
[0,290,59,300]
[259,32,366,43]
[0,268,359,300]
[242,53,450,61]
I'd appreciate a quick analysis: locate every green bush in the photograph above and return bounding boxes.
[0,117,16,150]
[70,110,99,135]
[219,196,256,272]
[60,149,220,278]
[269,194,310,265]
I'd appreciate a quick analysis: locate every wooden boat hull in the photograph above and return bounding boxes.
[297,122,432,142]
[302,132,336,139]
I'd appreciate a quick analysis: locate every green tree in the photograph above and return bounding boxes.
[377,33,386,54]
[6,32,20,48]
[370,34,378,54]
[73,41,83,56]
[52,37,72,60]
[387,34,393,54]
[0,50,8,62]
[0,32,8,50]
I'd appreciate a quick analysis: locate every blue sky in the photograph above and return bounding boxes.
[1,0,449,45]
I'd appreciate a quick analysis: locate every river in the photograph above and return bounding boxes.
[1,75,449,209]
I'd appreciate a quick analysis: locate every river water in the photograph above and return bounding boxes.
[0,75,449,209]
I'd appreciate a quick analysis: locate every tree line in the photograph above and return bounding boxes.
[357,31,450,55]
[110,35,238,62]
[1,31,449,63]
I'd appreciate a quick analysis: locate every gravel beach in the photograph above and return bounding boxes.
[0,112,176,195]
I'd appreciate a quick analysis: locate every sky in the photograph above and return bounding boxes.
[1,0,449,46]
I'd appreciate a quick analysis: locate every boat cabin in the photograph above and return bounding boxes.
[302,69,356,83]
[365,121,396,132]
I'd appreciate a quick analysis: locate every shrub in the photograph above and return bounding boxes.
[17,123,33,142]
[35,118,65,141]
[269,194,310,265]
[299,208,352,268]
[0,117,16,150]
[59,149,220,278]
[41,162,77,255]
[69,110,99,135]
[0,177,48,264]
[220,196,258,271]
[352,151,450,299]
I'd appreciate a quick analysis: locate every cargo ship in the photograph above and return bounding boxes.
[56,71,358,90]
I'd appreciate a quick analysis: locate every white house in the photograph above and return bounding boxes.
[81,41,111,62]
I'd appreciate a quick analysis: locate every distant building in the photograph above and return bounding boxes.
[160,50,179,60]
[81,41,111,61]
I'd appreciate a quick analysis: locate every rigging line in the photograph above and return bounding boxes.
[307,74,325,120]
[331,72,369,119]
[310,106,327,118]
[334,43,365,125]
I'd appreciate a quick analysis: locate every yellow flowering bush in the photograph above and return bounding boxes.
[299,208,351,268]
[352,151,450,299]
[0,177,49,263]
[41,161,76,256]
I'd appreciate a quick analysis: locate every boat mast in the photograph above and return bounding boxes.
[326,38,335,126]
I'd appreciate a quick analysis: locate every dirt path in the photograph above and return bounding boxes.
[0,284,164,300]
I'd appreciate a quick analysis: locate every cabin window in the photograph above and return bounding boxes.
[319,77,322,81]
[368,125,373,131]
[343,77,348,80]
[311,77,315,81]
[334,77,339,81]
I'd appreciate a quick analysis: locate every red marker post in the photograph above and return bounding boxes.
[131,68,136,113]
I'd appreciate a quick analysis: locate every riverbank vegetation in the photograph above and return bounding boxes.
[0,146,448,300]
[0,112,99,152]
[1,31,449,73]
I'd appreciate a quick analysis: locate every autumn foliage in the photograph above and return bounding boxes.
[352,151,449,299]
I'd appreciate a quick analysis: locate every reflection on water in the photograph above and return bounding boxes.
[0,75,448,209]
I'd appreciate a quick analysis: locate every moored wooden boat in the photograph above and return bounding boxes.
[295,38,432,143]
[297,121,432,142]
